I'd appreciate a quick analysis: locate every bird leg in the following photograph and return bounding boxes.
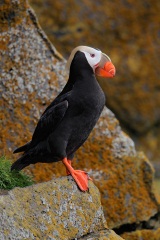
[65,159,72,175]
[62,157,90,191]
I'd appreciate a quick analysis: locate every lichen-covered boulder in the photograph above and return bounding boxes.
[0,177,122,240]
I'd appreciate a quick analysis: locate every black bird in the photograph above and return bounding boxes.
[12,46,116,191]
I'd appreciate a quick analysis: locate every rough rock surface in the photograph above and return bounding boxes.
[121,228,160,240]
[29,0,160,163]
[79,229,124,240]
[0,0,160,239]
[0,177,123,240]
[0,0,65,156]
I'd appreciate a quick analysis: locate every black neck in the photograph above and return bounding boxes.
[59,51,96,95]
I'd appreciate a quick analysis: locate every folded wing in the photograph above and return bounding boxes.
[13,100,68,153]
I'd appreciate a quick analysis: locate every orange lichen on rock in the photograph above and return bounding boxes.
[0,0,66,158]
[0,0,28,30]
[0,178,109,239]
[121,228,160,240]
[79,229,124,239]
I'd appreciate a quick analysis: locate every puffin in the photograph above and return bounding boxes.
[11,46,116,191]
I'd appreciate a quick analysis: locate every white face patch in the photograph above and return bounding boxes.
[66,46,102,71]
[80,47,102,71]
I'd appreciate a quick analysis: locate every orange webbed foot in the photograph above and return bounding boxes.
[62,158,90,191]
[69,169,89,191]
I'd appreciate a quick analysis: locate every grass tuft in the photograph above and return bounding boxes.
[0,156,34,190]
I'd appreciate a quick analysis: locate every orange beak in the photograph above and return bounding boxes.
[95,53,116,78]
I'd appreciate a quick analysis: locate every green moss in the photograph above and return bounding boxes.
[0,156,34,190]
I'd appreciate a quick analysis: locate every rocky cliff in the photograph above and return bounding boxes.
[0,1,160,239]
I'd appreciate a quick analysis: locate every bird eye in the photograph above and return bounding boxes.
[90,54,95,58]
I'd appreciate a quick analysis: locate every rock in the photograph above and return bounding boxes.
[0,0,160,239]
[75,134,160,229]
[79,229,124,240]
[0,0,65,155]
[121,228,160,240]
[0,177,117,240]
[29,0,160,163]
[133,126,160,165]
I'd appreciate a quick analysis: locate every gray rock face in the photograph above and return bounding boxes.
[0,0,66,154]
[0,177,117,240]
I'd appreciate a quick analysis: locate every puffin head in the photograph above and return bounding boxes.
[66,46,116,78]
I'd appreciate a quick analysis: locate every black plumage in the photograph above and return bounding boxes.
[11,51,106,175]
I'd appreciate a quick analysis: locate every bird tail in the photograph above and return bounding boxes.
[13,141,31,154]
[11,154,30,171]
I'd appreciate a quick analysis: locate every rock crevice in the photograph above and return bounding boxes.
[114,211,160,235]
